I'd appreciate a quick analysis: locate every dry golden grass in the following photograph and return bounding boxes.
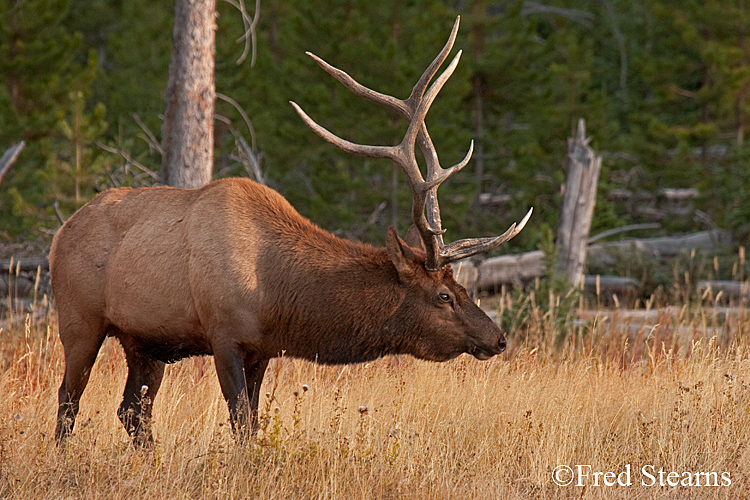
[2,295,750,499]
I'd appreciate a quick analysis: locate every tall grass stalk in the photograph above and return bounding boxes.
[1,294,749,499]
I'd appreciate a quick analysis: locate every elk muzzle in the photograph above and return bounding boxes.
[471,335,507,360]
[465,310,507,360]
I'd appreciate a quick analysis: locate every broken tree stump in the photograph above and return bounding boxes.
[556,118,602,287]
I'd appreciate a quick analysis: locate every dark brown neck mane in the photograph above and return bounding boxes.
[256,223,420,364]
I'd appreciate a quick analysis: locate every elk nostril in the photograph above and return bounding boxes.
[497,337,507,353]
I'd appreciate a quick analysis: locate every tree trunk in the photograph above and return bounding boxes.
[556,118,601,287]
[161,0,217,188]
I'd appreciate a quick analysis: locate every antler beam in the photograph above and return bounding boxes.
[291,16,532,270]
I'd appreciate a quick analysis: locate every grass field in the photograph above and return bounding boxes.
[1,289,750,499]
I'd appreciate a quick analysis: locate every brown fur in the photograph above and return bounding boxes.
[50,177,505,444]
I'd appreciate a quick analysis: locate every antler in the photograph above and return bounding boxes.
[290,16,532,271]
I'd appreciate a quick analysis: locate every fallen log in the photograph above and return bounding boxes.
[586,229,731,269]
[583,275,639,297]
[476,229,732,290]
[477,250,545,290]
[0,275,36,297]
[696,280,750,300]
[0,257,49,273]
[1,258,50,298]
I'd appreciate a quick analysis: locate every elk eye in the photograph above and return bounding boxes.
[438,292,451,303]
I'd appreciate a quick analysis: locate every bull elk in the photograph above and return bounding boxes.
[51,17,532,445]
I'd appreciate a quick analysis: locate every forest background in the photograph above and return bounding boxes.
[1,0,748,256]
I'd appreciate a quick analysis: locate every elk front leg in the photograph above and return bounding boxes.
[213,345,251,439]
[243,356,269,434]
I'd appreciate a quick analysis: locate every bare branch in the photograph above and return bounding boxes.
[53,200,67,225]
[132,114,163,156]
[234,134,264,184]
[349,201,387,239]
[216,92,257,151]
[521,1,595,27]
[0,141,26,187]
[587,223,660,244]
[602,0,627,91]
[216,112,264,184]
[96,142,159,180]
[222,0,260,66]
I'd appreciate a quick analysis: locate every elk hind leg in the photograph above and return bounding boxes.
[118,345,166,446]
[55,318,106,445]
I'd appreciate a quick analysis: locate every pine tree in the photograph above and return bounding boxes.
[0,0,105,237]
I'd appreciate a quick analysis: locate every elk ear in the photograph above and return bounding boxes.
[386,226,422,276]
[404,224,426,252]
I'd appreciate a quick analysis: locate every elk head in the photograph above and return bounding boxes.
[385,225,507,361]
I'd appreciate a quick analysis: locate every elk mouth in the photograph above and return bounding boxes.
[469,334,507,360]
[470,344,501,361]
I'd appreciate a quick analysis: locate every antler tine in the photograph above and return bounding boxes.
[290,101,398,161]
[401,50,463,257]
[305,52,410,120]
[403,50,462,153]
[423,140,474,191]
[420,139,473,258]
[304,13,459,124]
[302,50,462,198]
[399,52,463,270]
[409,48,466,260]
[437,207,534,266]
[405,16,460,110]
[402,16,462,245]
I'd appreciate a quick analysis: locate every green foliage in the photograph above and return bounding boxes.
[2,0,750,253]
[705,144,750,244]
[45,91,108,212]
[0,0,104,238]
